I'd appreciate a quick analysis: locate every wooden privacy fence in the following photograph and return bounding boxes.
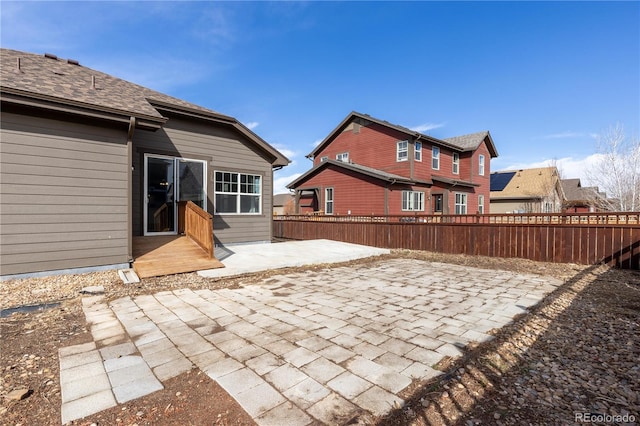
[185,201,214,258]
[273,212,640,269]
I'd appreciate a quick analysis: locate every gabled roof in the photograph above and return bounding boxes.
[490,167,561,199]
[287,159,420,189]
[561,179,604,203]
[443,131,498,157]
[0,48,289,167]
[273,193,294,207]
[308,111,498,158]
[560,179,583,201]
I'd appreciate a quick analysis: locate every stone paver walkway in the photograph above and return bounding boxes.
[59,259,562,424]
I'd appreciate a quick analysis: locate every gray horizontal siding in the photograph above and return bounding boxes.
[132,115,274,245]
[0,111,130,276]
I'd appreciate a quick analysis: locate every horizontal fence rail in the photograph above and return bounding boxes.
[274,212,640,269]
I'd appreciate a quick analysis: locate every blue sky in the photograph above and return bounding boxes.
[2,1,638,194]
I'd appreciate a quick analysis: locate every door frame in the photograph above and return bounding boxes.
[143,154,208,236]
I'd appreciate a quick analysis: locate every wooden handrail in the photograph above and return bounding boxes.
[184,201,214,258]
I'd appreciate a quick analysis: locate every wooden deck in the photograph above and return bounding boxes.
[133,236,224,279]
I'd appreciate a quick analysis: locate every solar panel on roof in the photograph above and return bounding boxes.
[490,172,516,191]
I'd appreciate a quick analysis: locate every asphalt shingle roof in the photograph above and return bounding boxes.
[1,48,226,121]
[443,131,491,151]
[309,111,498,159]
[287,159,419,189]
[1,48,290,167]
[490,167,560,198]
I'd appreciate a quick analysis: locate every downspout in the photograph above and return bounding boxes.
[127,116,136,264]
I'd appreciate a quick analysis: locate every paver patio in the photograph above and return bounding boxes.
[60,258,562,424]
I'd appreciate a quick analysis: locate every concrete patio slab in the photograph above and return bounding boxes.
[200,239,390,278]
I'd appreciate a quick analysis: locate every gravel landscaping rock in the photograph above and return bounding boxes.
[1,249,638,425]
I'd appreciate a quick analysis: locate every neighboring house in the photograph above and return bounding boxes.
[561,179,605,213]
[490,167,564,213]
[287,111,498,216]
[0,48,289,277]
[273,193,295,215]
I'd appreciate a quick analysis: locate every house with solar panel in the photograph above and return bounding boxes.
[490,167,564,213]
[287,111,498,216]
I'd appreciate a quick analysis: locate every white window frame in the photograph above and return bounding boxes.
[414,141,422,162]
[478,194,484,214]
[402,190,425,211]
[325,187,334,214]
[214,171,262,215]
[336,152,349,162]
[452,152,459,175]
[478,154,485,176]
[432,146,440,170]
[397,141,408,162]
[454,193,467,215]
[320,156,328,162]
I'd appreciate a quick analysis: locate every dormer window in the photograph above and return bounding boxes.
[397,141,408,162]
[336,152,349,162]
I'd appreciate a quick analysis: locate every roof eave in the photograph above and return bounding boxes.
[307,111,456,158]
[1,87,166,130]
[432,176,480,188]
[287,159,417,189]
[150,100,290,167]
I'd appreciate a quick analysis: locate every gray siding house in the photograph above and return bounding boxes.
[0,48,289,278]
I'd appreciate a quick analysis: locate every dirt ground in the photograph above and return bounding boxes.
[1,250,638,426]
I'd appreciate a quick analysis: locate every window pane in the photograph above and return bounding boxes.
[240,195,260,213]
[216,194,237,213]
[397,141,408,161]
[432,147,440,169]
[250,175,261,194]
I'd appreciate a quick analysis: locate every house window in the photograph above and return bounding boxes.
[454,193,467,214]
[478,194,484,214]
[320,156,328,162]
[544,201,553,213]
[433,194,443,213]
[432,146,440,170]
[478,154,485,176]
[414,141,422,161]
[336,152,349,162]
[397,141,408,162]
[215,171,262,214]
[402,191,424,211]
[452,152,459,174]
[325,188,334,214]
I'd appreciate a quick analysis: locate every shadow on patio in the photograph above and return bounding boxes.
[378,263,640,425]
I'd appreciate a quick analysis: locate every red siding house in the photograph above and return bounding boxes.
[288,112,498,216]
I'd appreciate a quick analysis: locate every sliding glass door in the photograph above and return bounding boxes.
[144,155,207,235]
